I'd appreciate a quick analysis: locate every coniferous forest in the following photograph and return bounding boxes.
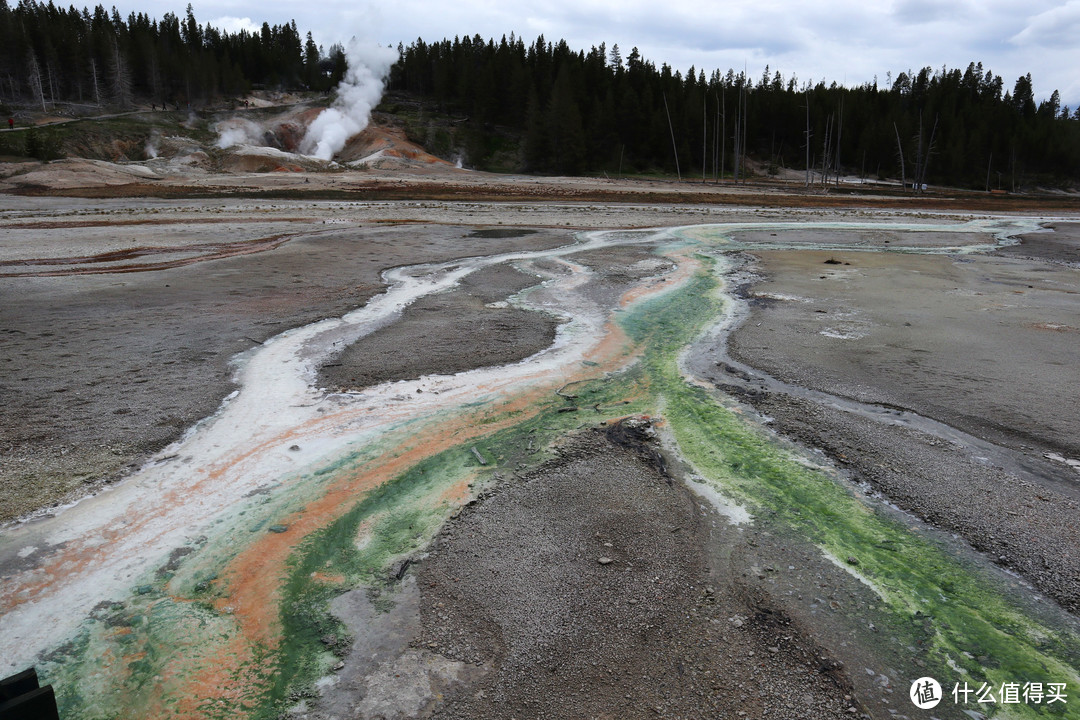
[3,0,1080,189]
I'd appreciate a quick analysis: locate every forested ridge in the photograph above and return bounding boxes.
[393,35,1080,189]
[3,0,1079,189]
[0,1,345,109]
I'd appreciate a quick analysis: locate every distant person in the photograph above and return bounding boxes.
[7,117,12,130]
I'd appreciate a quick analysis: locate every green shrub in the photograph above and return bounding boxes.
[24,127,64,160]
[0,132,25,157]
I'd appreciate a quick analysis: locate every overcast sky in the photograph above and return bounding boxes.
[135,0,1080,109]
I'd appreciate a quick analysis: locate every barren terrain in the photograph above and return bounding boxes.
[1,154,1079,720]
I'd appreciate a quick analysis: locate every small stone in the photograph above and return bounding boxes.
[846,556,859,566]
[598,557,613,565]
[332,661,345,671]
[288,445,300,452]
[268,525,288,533]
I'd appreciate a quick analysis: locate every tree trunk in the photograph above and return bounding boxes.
[90,58,102,106]
[721,90,726,184]
[110,37,132,109]
[804,92,811,187]
[27,53,47,112]
[893,122,906,191]
[834,97,843,186]
[663,91,681,181]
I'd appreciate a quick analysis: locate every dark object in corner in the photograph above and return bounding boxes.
[0,668,60,720]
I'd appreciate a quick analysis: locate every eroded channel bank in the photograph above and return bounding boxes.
[1,215,1078,719]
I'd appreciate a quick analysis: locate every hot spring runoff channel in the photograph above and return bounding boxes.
[1,217,1077,719]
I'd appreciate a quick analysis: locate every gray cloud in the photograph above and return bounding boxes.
[1010,0,1080,47]
[123,0,1079,105]
[892,0,968,24]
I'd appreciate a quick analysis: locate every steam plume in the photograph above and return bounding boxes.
[301,39,397,160]
[214,117,266,149]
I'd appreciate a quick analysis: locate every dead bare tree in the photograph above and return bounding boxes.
[109,37,133,109]
[803,91,811,186]
[720,89,726,183]
[663,91,681,181]
[46,62,58,108]
[914,113,938,192]
[89,57,102,106]
[893,122,906,191]
[834,96,844,186]
[913,113,924,193]
[733,85,741,183]
[820,113,832,186]
[27,53,47,112]
[733,71,748,183]
[713,92,721,183]
[741,74,748,182]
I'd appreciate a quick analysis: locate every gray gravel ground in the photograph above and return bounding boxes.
[317,263,559,392]
[730,390,1080,611]
[0,224,570,523]
[399,426,858,719]
[716,227,1080,612]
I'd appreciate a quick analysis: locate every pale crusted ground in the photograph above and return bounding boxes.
[715,227,1080,612]
[3,173,1078,719]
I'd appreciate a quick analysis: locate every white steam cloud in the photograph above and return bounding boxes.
[301,39,398,161]
[214,118,266,149]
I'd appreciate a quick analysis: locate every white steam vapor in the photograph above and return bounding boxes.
[214,118,267,149]
[301,39,397,161]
